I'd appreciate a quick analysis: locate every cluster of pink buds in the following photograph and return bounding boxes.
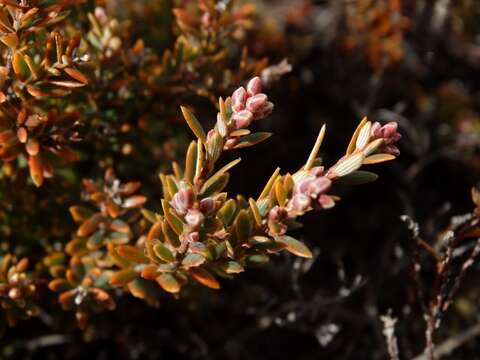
[170,184,215,243]
[371,121,402,156]
[267,167,335,236]
[288,167,335,214]
[230,77,274,129]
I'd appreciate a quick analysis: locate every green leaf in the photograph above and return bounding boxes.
[246,254,270,265]
[153,243,176,262]
[221,261,244,274]
[180,106,206,143]
[258,167,281,200]
[202,158,241,191]
[233,132,272,149]
[200,173,229,197]
[235,210,252,243]
[275,236,312,258]
[182,253,206,268]
[335,170,378,185]
[184,141,197,184]
[207,131,223,163]
[248,198,262,226]
[161,200,183,235]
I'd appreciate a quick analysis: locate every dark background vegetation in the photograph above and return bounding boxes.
[3,0,480,359]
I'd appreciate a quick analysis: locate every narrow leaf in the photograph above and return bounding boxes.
[180,106,206,143]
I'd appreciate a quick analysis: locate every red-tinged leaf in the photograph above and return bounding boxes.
[110,268,138,286]
[124,195,147,208]
[28,155,43,187]
[274,235,313,258]
[190,268,220,289]
[49,80,86,88]
[69,206,94,223]
[156,273,181,293]
[17,127,27,143]
[110,219,130,233]
[117,245,149,264]
[77,213,103,237]
[92,288,116,310]
[141,264,160,280]
[58,289,75,309]
[64,67,88,84]
[48,279,70,292]
[12,52,29,80]
[127,279,160,307]
[26,138,40,156]
[147,222,163,241]
[105,198,121,218]
[26,85,50,98]
[52,147,79,162]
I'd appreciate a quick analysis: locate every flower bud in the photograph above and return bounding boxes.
[291,194,311,212]
[254,101,274,120]
[246,94,267,112]
[308,177,331,197]
[188,231,199,242]
[381,122,398,139]
[318,194,335,209]
[309,166,325,177]
[185,209,204,228]
[171,188,194,215]
[268,205,288,221]
[199,197,215,214]
[231,87,247,112]
[232,110,253,129]
[247,76,262,95]
[371,122,382,138]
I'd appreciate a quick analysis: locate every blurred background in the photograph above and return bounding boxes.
[3,0,480,359]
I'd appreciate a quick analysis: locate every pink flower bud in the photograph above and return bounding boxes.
[382,122,398,139]
[232,110,253,129]
[246,94,267,112]
[383,145,400,156]
[309,166,325,177]
[254,101,274,120]
[247,76,262,95]
[318,194,335,209]
[171,188,194,215]
[231,87,247,112]
[185,209,204,228]
[268,205,288,221]
[371,122,382,138]
[308,177,331,197]
[188,232,199,242]
[295,175,315,195]
[199,197,215,214]
[291,194,311,212]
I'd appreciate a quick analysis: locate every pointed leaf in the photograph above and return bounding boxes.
[181,106,206,143]
[275,235,313,258]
